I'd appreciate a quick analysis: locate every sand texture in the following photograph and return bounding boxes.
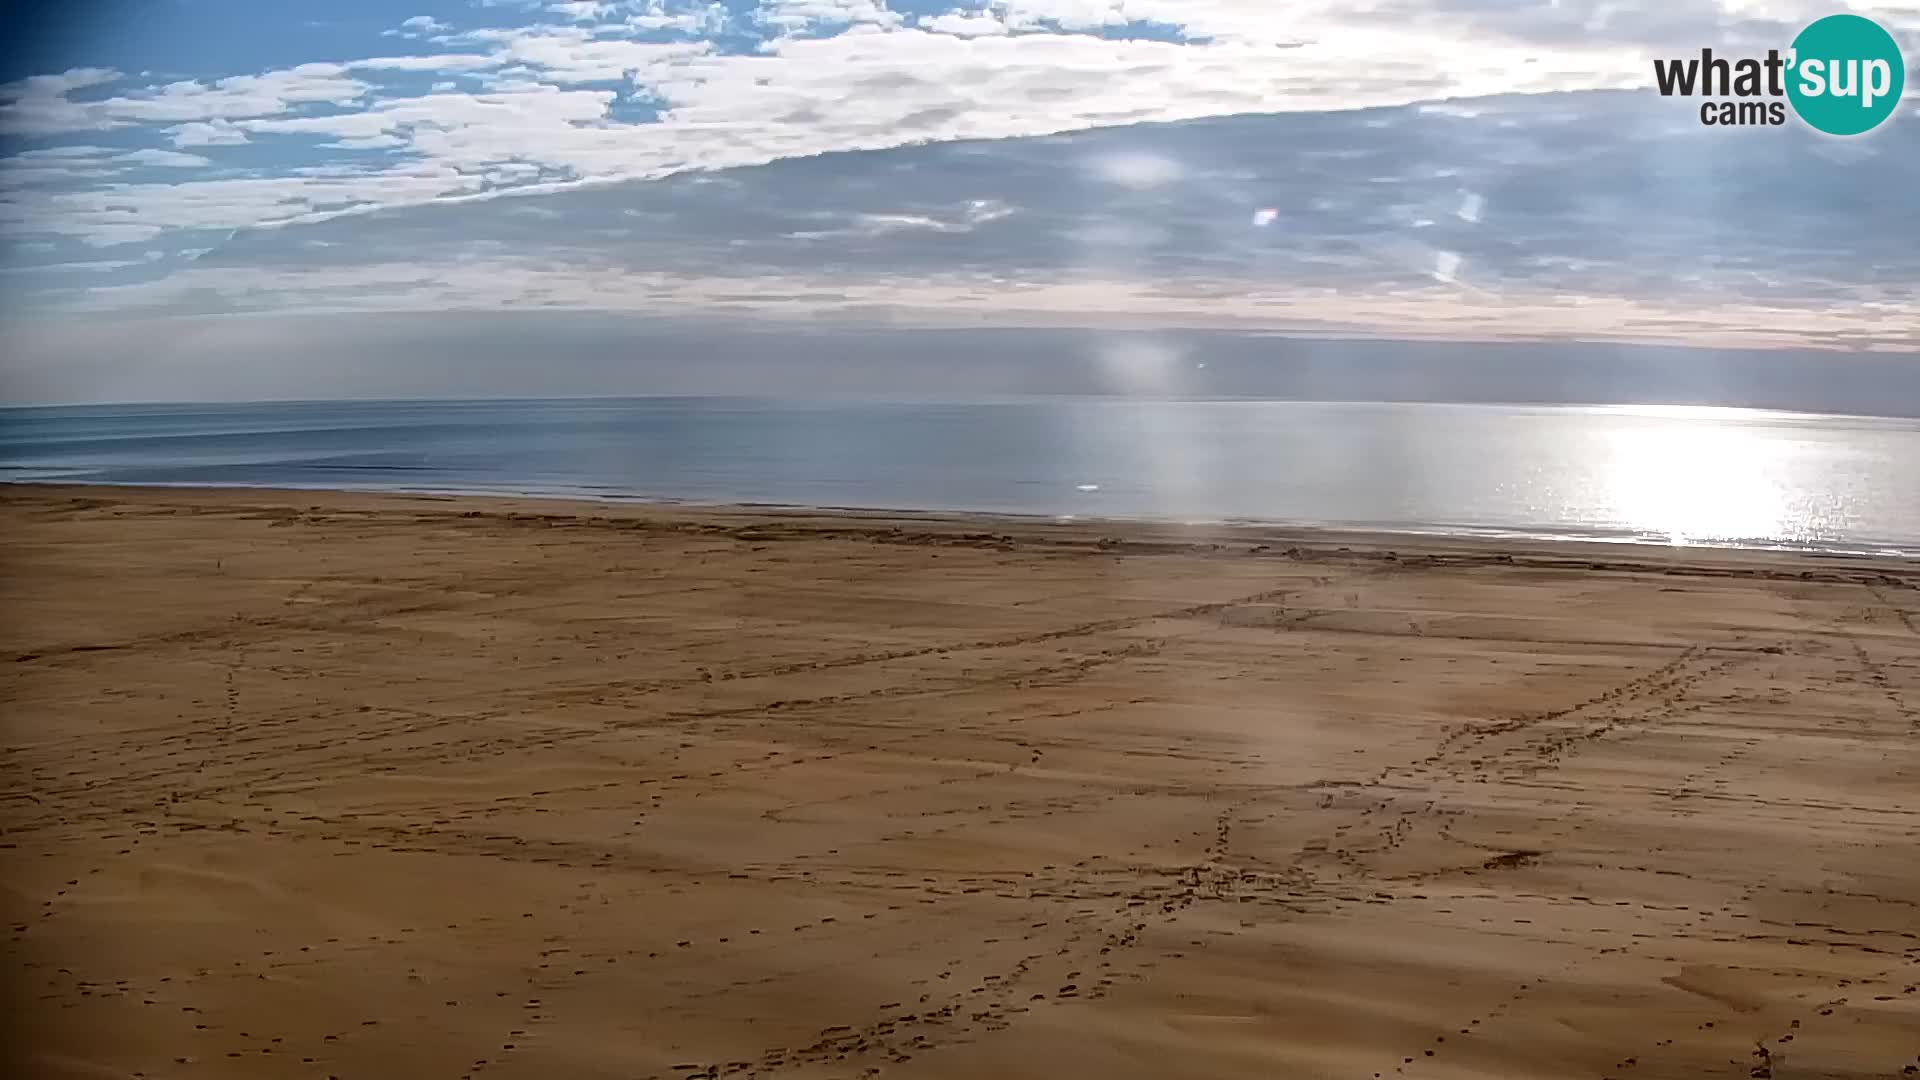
[3,486,1919,1080]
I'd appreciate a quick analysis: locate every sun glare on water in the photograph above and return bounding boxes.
[1601,412,1793,545]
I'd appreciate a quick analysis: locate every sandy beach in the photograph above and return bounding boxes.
[2,484,1917,1080]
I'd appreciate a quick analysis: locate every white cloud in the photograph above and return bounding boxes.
[0,67,124,135]
[550,1,614,19]
[757,0,907,33]
[2,164,482,247]
[920,11,1012,36]
[0,256,150,274]
[4,63,367,136]
[238,83,618,148]
[2,143,208,186]
[493,0,720,33]
[170,119,251,146]
[11,144,118,159]
[118,148,213,167]
[349,54,505,73]
[108,64,368,123]
[991,0,1141,33]
[63,222,169,247]
[786,201,1014,239]
[389,15,451,37]
[0,67,120,98]
[626,8,719,32]
[0,158,113,187]
[470,27,710,82]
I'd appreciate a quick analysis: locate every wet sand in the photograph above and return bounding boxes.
[3,485,1918,1080]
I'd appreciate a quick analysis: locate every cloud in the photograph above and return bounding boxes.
[785,199,1015,239]
[2,144,208,186]
[484,0,723,35]
[347,54,506,73]
[107,65,369,124]
[3,164,497,248]
[235,82,621,153]
[14,94,1913,353]
[991,0,1148,34]
[919,11,1011,36]
[5,0,1920,370]
[756,0,907,33]
[116,148,212,167]
[11,144,117,159]
[0,67,124,135]
[6,0,1884,249]
[12,256,1915,382]
[2,63,367,136]
[983,0,1815,48]
[549,1,615,20]
[169,119,252,147]
[0,256,152,274]
[460,26,709,82]
[389,15,452,37]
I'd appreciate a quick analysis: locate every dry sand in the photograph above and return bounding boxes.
[3,485,1918,1080]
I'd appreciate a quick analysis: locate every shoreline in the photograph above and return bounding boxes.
[10,481,1920,573]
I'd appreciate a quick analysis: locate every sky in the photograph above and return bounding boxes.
[1,0,1917,405]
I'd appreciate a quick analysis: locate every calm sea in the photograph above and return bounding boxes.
[3,398,1917,554]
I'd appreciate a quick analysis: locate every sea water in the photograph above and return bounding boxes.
[3,398,1916,554]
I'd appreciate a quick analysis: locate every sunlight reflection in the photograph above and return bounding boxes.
[1089,150,1184,189]
[1100,340,1181,395]
[1602,417,1787,544]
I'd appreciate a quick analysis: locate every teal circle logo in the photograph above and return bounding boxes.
[1786,14,1905,136]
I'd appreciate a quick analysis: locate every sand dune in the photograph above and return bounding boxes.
[2,486,1918,1079]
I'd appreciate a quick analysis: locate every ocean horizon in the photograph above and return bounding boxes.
[4,396,1918,556]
